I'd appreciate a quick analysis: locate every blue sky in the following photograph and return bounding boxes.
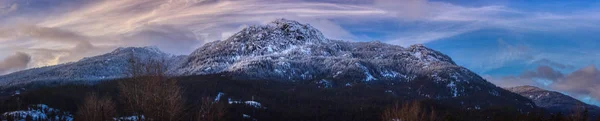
[0,0,599,105]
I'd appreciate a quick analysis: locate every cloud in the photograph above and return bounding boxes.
[520,66,564,81]
[37,0,385,38]
[0,0,388,71]
[531,58,575,69]
[486,65,563,88]
[0,52,31,75]
[373,0,516,45]
[374,0,600,46]
[493,65,600,105]
[0,25,93,46]
[0,25,108,66]
[552,65,600,100]
[374,0,430,20]
[0,3,17,15]
[122,25,202,54]
[0,0,599,75]
[486,75,538,88]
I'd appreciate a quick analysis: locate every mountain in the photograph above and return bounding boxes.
[0,19,536,111]
[171,19,536,110]
[173,19,475,83]
[0,46,184,89]
[507,85,600,115]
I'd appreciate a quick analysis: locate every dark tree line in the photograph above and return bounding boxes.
[1,56,600,121]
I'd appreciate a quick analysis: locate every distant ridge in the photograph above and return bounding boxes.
[0,46,184,88]
[507,85,600,115]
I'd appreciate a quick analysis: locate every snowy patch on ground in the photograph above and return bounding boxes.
[489,90,500,96]
[317,79,332,88]
[114,115,145,121]
[228,98,265,109]
[244,101,262,108]
[380,70,399,78]
[450,72,465,82]
[355,63,376,82]
[300,71,313,80]
[2,104,73,121]
[214,92,225,102]
[447,81,459,97]
[535,92,550,100]
[431,73,445,82]
[243,114,251,118]
[242,114,257,121]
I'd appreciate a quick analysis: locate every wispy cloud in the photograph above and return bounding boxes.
[0,0,599,76]
[375,0,600,45]
[0,3,17,15]
[0,25,112,66]
[0,0,387,72]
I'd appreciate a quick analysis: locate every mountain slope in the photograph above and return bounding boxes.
[0,47,183,88]
[173,19,475,84]
[171,19,536,110]
[507,85,600,114]
[0,19,536,111]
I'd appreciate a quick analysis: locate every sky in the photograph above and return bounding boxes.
[0,0,599,105]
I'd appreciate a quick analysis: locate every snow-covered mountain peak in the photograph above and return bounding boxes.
[178,19,488,85]
[267,18,325,40]
[186,19,332,68]
[225,19,327,46]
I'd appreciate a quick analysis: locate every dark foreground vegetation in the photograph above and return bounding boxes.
[1,58,600,121]
[2,75,600,121]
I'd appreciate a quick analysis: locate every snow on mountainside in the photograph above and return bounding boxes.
[173,19,489,88]
[0,46,184,88]
[507,85,600,114]
[2,104,73,121]
[171,19,535,109]
[173,19,467,83]
[0,19,535,110]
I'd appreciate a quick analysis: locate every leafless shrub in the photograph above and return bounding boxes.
[75,93,116,121]
[195,97,228,121]
[568,104,589,121]
[381,101,438,121]
[118,55,184,121]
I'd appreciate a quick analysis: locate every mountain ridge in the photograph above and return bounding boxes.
[0,19,536,111]
[169,19,535,110]
[507,85,600,115]
[0,46,184,88]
